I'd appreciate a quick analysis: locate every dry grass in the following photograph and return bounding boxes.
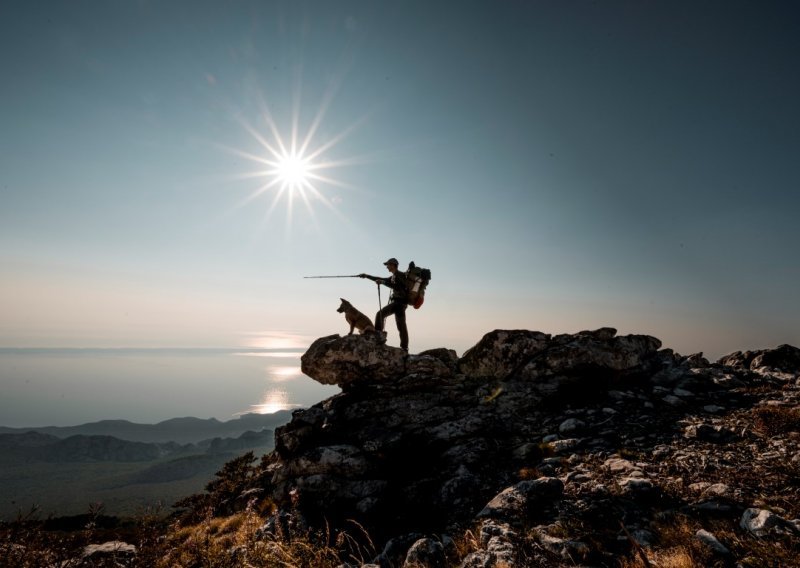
[616,516,707,568]
[0,504,378,568]
[615,512,800,568]
[752,405,800,436]
[618,546,697,568]
[451,527,480,559]
[518,466,542,480]
[706,523,800,568]
[158,508,376,568]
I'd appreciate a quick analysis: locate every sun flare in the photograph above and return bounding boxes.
[224,90,366,232]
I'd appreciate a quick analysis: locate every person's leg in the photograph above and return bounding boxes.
[395,303,408,351]
[375,304,394,331]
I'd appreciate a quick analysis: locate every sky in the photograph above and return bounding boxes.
[1,0,798,360]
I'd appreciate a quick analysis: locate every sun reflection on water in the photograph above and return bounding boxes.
[237,333,310,415]
[270,365,303,382]
[250,389,302,415]
[240,331,309,351]
[233,351,301,358]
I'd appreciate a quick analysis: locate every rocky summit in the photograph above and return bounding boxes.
[255,329,798,566]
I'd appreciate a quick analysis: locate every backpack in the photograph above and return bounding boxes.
[405,261,431,309]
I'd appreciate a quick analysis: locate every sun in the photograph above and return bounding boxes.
[223,90,365,232]
[275,152,311,189]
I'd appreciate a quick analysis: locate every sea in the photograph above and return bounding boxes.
[0,348,340,428]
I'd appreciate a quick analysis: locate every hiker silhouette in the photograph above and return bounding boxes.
[359,257,409,352]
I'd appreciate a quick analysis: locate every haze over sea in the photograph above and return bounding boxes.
[0,346,338,429]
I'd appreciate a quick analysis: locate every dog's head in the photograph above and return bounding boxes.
[337,298,351,313]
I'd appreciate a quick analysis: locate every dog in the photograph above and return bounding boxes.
[337,298,376,335]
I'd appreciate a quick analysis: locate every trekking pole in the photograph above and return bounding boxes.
[376,283,384,330]
[303,275,361,279]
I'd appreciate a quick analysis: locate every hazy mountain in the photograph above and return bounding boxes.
[0,428,276,464]
[197,429,275,454]
[0,427,277,519]
[0,411,293,444]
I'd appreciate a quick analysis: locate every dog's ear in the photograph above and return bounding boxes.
[340,298,345,302]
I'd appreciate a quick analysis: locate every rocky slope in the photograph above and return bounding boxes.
[245,328,800,566]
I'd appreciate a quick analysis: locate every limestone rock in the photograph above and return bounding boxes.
[751,344,800,372]
[407,349,458,378]
[403,537,446,568]
[461,520,519,566]
[740,508,798,537]
[516,330,662,396]
[604,457,636,474]
[535,332,661,375]
[683,423,737,442]
[695,529,730,555]
[718,343,800,372]
[83,541,136,559]
[300,334,407,387]
[558,418,585,434]
[458,329,550,379]
[476,477,563,522]
[536,531,590,563]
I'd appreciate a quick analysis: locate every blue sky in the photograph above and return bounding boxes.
[1,1,798,358]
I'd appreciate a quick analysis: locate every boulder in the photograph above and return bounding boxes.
[719,344,800,373]
[516,330,662,396]
[695,529,730,556]
[740,508,798,537]
[476,477,563,522]
[458,330,550,379]
[83,541,136,559]
[403,537,446,568]
[407,349,458,377]
[751,344,800,372]
[301,334,407,387]
[533,332,662,375]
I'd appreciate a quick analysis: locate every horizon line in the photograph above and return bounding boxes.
[0,346,307,352]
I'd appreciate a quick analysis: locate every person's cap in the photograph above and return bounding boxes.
[383,257,399,266]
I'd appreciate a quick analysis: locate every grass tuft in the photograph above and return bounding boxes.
[752,406,800,436]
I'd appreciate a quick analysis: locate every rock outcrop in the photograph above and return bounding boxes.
[250,328,800,566]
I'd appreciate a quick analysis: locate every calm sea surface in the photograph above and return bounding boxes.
[0,349,340,428]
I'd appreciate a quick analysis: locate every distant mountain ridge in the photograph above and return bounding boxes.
[0,422,284,518]
[0,428,276,464]
[0,411,293,444]
[0,432,180,463]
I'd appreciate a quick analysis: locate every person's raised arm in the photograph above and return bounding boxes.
[360,273,389,285]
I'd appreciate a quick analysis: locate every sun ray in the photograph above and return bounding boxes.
[254,91,290,157]
[304,172,357,191]
[243,181,278,205]
[235,113,283,161]
[298,81,339,157]
[304,111,372,163]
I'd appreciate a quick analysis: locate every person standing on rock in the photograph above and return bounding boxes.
[359,258,409,352]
